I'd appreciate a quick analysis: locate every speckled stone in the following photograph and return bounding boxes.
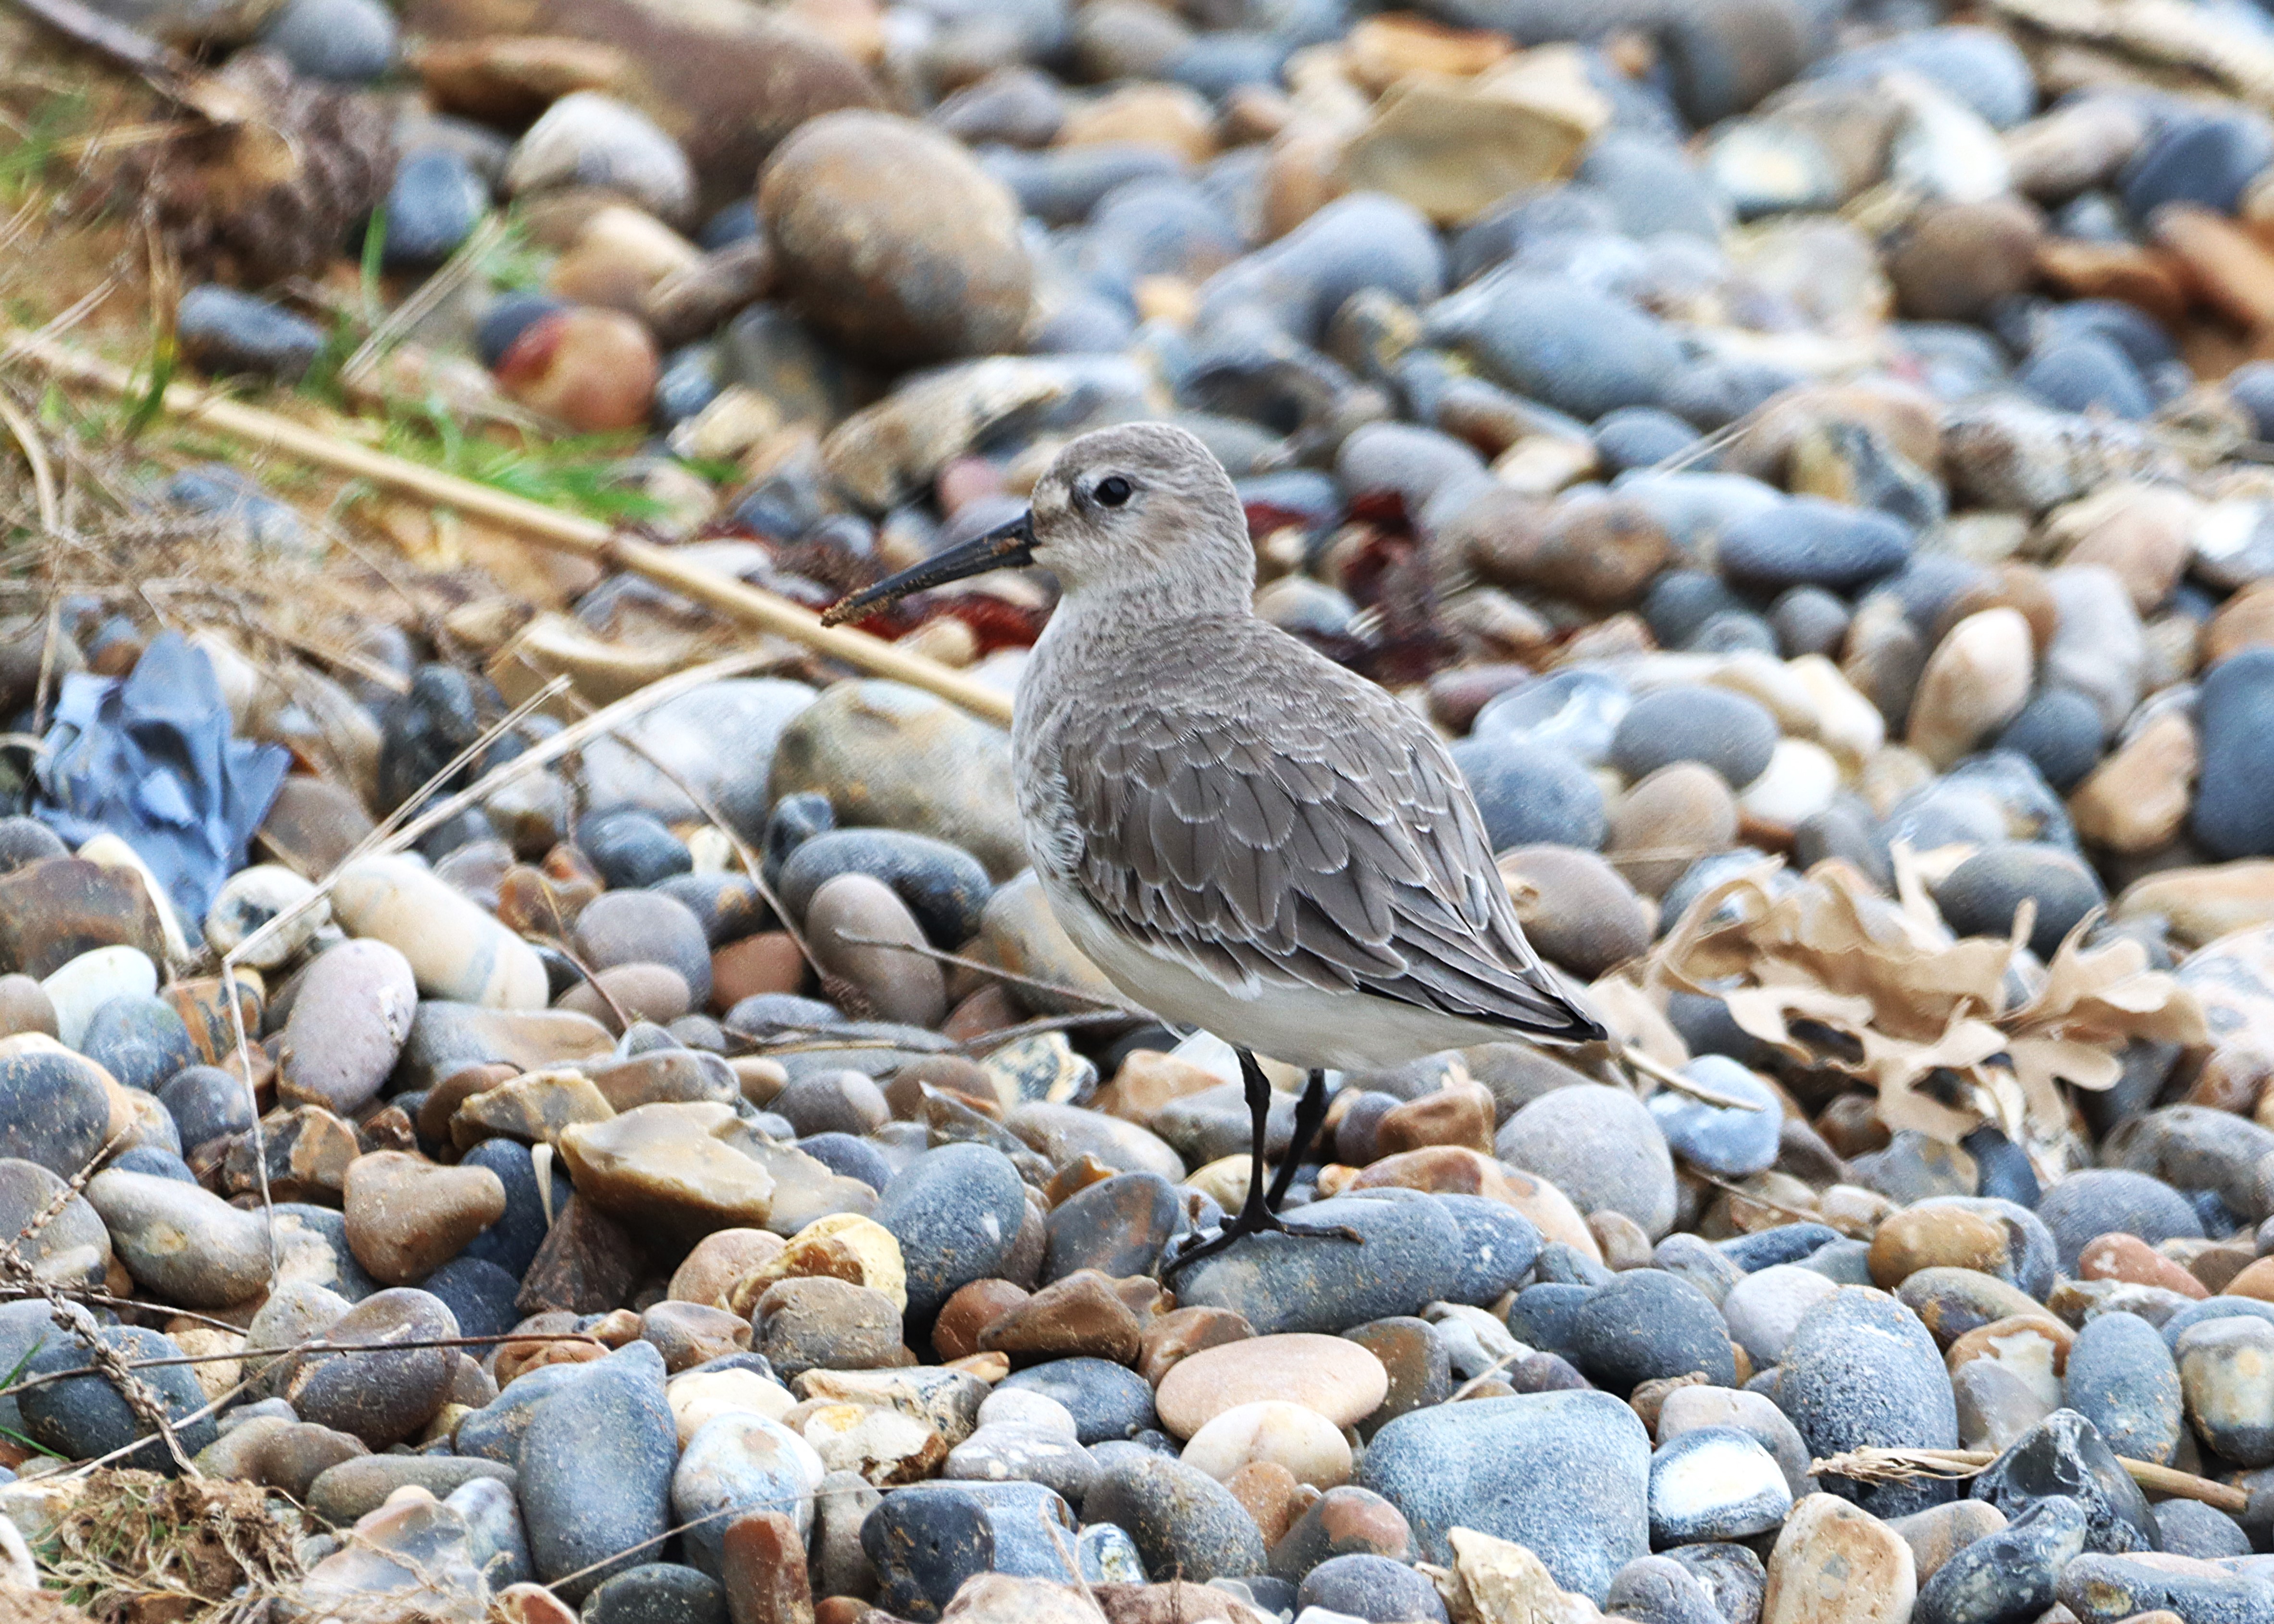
[1084,1441,1266,1582]
[1356,1390,1649,1599]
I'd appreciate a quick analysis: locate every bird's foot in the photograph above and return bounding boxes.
[1159,1208,1365,1281]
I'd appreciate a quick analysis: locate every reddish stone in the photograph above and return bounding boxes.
[722,1509,814,1624]
[714,932,807,1009]
[976,1271,1141,1364]
[0,857,167,978]
[932,1278,1029,1361]
[2076,1232,2208,1300]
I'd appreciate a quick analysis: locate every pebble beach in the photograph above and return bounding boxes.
[6,0,2274,1619]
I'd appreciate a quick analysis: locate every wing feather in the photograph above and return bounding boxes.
[1044,615,1601,1042]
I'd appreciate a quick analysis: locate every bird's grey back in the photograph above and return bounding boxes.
[1014,606,1595,1038]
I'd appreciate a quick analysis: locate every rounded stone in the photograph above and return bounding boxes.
[2062,1310,2183,1468]
[524,1342,680,1598]
[1157,1333,1390,1439]
[779,829,991,949]
[279,938,420,1115]
[1356,1389,1650,1590]
[1495,1085,1677,1241]
[1570,1269,1739,1393]
[1931,844,2103,960]
[78,995,194,1092]
[0,1158,107,1285]
[998,1357,1156,1445]
[876,1144,1029,1321]
[281,1287,460,1447]
[20,1325,218,1469]
[1610,686,1780,791]
[805,874,946,1029]
[1448,736,1607,852]
[1775,1289,1961,1518]
[2036,1169,2204,1274]
[1084,1442,1266,1582]
[85,1168,272,1307]
[1180,1400,1352,1489]
[759,111,1033,365]
[1716,498,1915,593]
[1650,1426,1794,1544]
[0,1048,118,1178]
[1648,1058,1782,1178]
[343,1151,509,1285]
[1495,846,1651,978]
[573,890,714,1009]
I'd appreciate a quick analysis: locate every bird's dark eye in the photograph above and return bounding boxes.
[1093,476,1133,507]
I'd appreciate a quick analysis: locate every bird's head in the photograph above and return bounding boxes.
[819,421,1254,627]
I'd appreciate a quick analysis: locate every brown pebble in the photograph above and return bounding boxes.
[934,1279,1032,1361]
[1866,1206,2009,1288]
[672,1228,789,1307]
[1136,1304,1255,1386]
[341,1151,507,1286]
[713,932,807,1009]
[1372,1081,1495,1156]
[1093,1050,1224,1125]
[1589,1209,1656,1270]
[977,1270,1142,1364]
[2077,1232,2209,1300]
[558,962,693,1027]
[721,1508,814,1624]
[643,1299,754,1371]
[1944,1314,2073,1381]
[1630,1373,1709,1437]
[2226,1256,2274,1302]
[0,975,56,1038]
[1224,1460,1302,1548]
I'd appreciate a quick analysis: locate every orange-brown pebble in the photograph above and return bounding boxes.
[933,1278,1031,1361]
[1867,1206,2009,1288]
[493,307,659,432]
[977,1271,1143,1364]
[2076,1232,2209,1300]
[1224,1460,1304,1547]
[1137,1304,1255,1386]
[1946,1314,2074,1381]
[670,1228,788,1307]
[2225,1256,2274,1302]
[711,932,806,1009]
[1372,1080,1496,1156]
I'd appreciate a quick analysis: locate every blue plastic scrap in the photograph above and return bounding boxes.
[33,631,290,942]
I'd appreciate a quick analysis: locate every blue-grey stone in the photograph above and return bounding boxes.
[2037,1168,2204,1274]
[20,1325,217,1470]
[1570,1270,1738,1392]
[1437,1193,1542,1305]
[585,1562,726,1624]
[1776,1288,1960,1517]
[1609,685,1779,790]
[1449,735,1607,851]
[999,1357,1156,1445]
[1085,1441,1265,1582]
[2194,648,2274,859]
[877,1143,1029,1321]
[1647,1058,1780,1177]
[862,1480,1080,1622]
[457,1138,550,1280]
[2063,1311,2183,1467]
[1435,274,1681,420]
[260,0,397,79]
[1174,1193,1462,1335]
[1357,1390,1649,1600]
[1715,497,1914,592]
[779,829,991,947]
[1916,1493,2088,1624]
[79,996,194,1093]
[177,286,326,380]
[521,1341,676,1599]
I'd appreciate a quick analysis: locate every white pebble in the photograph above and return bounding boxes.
[1179,1400,1352,1489]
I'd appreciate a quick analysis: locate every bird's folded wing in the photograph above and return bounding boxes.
[1058,676,1595,1039]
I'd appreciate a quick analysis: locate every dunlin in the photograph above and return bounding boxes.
[825,422,1607,1272]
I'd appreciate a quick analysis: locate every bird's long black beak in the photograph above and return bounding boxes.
[819,511,1036,627]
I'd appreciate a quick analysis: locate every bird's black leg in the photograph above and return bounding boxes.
[1162,1055,1363,1281]
[1263,1068,1332,1211]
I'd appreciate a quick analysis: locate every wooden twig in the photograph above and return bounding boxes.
[0,391,60,534]
[1811,1445,2250,1513]
[0,327,1018,726]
